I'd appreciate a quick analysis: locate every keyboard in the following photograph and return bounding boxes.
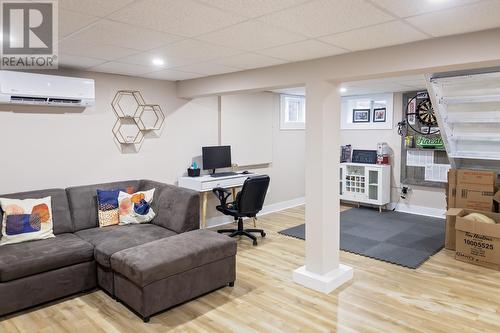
[210,172,238,178]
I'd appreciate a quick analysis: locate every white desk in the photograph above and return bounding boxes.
[178,173,254,228]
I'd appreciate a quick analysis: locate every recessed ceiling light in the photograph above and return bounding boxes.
[339,87,347,93]
[152,58,164,66]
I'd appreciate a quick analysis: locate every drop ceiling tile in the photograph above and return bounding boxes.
[59,0,135,17]
[214,53,286,69]
[141,69,204,81]
[173,62,241,76]
[150,39,242,62]
[373,0,480,18]
[58,9,98,39]
[258,39,346,62]
[260,0,393,37]
[89,62,155,76]
[319,21,428,51]
[197,0,308,18]
[109,0,246,37]
[198,20,305,51]
[58,53,107,69]
[118,52,198,69]
[58,39,139,60]
[406,1,500,37]
[62,20,182,51]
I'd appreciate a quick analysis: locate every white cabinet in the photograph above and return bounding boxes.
[340,163,391,211]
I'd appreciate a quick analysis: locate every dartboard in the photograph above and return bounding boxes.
[416,99,437,126]
[405,94,440,135]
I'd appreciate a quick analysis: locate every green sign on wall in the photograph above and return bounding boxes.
[416,136,444,149]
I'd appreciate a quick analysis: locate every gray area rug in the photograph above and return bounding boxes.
[278,207,445,269]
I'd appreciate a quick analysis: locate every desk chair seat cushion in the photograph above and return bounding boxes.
[215,204,240,218]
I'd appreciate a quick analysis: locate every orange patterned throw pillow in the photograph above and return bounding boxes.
[118,189,156,225]
[0,196,55,246]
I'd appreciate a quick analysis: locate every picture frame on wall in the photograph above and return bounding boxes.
[373,107,386,122]
[352,108,370,123]
[341,93,393,130]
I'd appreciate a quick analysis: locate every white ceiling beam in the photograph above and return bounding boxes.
[176,28,500,98]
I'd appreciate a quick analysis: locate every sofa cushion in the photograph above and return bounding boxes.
[66,180,140,231]
[0,189,73,237]
[75,224,176,268]
[0,233,94,282]
[139,180,200,233]
[110,229,237,287]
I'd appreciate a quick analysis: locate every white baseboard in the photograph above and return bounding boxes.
[259,196,305,216]
[205,196,305,228]
[387,202,445,219]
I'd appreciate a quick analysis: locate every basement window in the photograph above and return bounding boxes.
[280,94,305,130]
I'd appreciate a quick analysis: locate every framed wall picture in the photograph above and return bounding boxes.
[341,93,393,130]
[352,108,370,123]
[373,107,386,122]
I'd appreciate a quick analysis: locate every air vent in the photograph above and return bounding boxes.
[48,98,82,104]
[10,95,48,103]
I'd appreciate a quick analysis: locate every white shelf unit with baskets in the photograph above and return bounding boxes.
[339,163,391,212]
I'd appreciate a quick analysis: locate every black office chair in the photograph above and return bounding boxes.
[213,175,270,246]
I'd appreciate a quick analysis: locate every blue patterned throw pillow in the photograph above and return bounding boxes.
[97,189,122,227]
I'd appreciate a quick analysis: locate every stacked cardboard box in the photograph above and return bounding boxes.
[447,169,497,211]
[446,168,500,270]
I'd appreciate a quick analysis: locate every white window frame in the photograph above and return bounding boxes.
[280,94,306,130]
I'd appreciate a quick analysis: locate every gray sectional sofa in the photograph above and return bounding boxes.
[0,180,237,322]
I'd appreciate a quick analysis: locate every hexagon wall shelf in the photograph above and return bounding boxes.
[111,90,165,152]
[112,118,144,145]
[111,90,145,118]
[135,104,165,131]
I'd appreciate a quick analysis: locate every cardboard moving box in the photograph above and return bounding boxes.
[450,208,500,270]
[445,209,459,250]
[447,169,497,211]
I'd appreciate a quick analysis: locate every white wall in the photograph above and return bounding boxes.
[206,92,305,226]
[0,72,305,225]
[221,92,274,166]
[256,93,305,204]
[340,92,446,216]
[0,70,219,193]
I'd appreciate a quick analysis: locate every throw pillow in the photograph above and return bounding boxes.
[0,196,55,246]
[97,189,121,227]
[118,189,156,225]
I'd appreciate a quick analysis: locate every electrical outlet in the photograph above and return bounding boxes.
[401,186,410,199]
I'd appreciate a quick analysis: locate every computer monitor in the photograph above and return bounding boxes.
[202,145,232,173]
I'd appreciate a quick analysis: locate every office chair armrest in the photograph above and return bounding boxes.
[212,187,232,206]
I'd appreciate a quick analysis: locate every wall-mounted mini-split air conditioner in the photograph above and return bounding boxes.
[0,70,95,107]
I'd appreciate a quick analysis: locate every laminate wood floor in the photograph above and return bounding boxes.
[2,205,500,333]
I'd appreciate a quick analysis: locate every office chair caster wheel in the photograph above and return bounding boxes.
[253,240,258,246]
[261,231,266,237]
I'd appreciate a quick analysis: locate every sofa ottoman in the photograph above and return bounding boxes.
[110,229,237,322]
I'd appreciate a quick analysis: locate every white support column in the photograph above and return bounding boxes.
[293,80,353,294]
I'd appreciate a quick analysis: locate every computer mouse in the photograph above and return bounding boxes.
[242,170,250,174]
